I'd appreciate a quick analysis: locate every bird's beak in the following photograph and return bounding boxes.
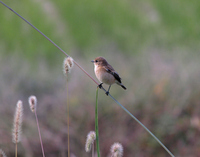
[91,60,94,63]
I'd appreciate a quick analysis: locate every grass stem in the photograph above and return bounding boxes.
[92,144,94,157]
[67,78,70,157]
[15,143,17,157]
[95,87,100,157]
[35,111,45,157]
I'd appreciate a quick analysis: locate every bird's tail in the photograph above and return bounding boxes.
[116,81,127,90]
[121,84,127,90]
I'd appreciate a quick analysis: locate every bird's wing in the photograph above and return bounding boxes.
[103,65,122,83]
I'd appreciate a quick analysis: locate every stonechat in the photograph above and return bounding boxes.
[91,56,126,95]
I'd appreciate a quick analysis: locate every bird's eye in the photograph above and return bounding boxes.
[95,60,98,62]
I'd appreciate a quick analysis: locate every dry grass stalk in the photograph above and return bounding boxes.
[63,56,74,157]
[28,95,45,157]
[12,100,23,157]
[12,100,23,144]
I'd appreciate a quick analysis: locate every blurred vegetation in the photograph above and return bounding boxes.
[0,0,200,156]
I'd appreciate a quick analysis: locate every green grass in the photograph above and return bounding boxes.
[1,0,200,60]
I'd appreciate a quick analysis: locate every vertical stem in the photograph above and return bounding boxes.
[95,87,100,157]
[67,78,70,157]
[35,111,45,157]
[92,143,94,157]
[15,143,17,157]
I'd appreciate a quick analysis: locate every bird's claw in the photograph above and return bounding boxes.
[98,83,109,95]
[98,83,103,89]
[105,91,109,96]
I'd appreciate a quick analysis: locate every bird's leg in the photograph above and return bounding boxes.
[106,85,111,96]
[98,83,103,89]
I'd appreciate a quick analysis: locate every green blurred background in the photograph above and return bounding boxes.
[0,0,200,156]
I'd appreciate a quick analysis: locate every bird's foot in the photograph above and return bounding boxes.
[98,83,103,89]
[105,91,109,96]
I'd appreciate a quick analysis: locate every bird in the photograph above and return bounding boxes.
[91,56,126,95]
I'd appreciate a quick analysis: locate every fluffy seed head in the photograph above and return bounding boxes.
[12,100,23,144]
[0,149,7,157]
[28,95,37,113]
[110,142,123,157]
[85,131,96,152]
[63,56,74,75]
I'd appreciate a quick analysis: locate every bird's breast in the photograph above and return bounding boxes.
[95,65,115,85]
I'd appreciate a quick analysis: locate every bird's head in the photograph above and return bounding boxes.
[91,57,108,66]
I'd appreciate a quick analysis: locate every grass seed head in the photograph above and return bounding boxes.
[85,131,96,152]
[12,100,23,144]
[28,95,37,113]
[110,142,123,157]
[63,56,74,75]
[0,149,7,157]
